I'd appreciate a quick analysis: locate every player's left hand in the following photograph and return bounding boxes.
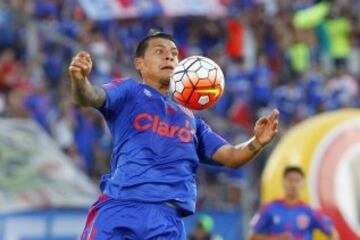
[254,109,279,146]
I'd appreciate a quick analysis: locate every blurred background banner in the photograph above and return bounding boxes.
[0,118,98,213]
[78,0,140,20]
[157,0,227,17]
[78,0,227,20]
[0,209,88,240]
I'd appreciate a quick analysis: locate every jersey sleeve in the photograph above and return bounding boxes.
[250,204,272,233]
[196,116,229,165]
[99,78,136,119]
[310,209,333,235]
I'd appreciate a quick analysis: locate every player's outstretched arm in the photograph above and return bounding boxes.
[212,109,279,168]
[68,51,105,108]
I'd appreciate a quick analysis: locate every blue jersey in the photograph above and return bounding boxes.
[250,199,333,239]
[98,78,228,216]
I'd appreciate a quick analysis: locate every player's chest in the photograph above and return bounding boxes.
[270,209,312,232]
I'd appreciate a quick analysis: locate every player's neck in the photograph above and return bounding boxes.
[143,79,169,96]
[284,196,301,205]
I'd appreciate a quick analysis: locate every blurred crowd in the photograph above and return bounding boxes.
[0,0,359,214]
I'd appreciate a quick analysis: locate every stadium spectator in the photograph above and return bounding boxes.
[188,214,224,240]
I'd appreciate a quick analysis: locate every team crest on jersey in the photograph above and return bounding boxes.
[167,106,176,114]
[296,214,310,229]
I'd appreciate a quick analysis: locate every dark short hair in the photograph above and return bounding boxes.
[283,166,305,178]
[135,29,175,58]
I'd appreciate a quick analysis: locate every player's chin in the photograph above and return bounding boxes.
[159,76,170,87]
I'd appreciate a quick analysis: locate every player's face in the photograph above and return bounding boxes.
[135,38,179,88]
[283,172,303,200]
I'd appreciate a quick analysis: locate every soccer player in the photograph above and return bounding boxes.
[68,30,279,240]
[249,166,338,240]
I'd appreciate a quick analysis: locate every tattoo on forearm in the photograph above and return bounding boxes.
[74,82,105,108]
[248,141,261,154]
[87,86,105,108]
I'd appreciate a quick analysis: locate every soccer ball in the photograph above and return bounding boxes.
[169,56,225,110]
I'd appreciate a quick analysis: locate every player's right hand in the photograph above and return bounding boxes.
[68,51,93,82]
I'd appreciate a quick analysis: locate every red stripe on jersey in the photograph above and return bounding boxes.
[81,194,108,240]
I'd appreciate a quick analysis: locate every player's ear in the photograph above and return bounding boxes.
[134,57,143,71]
